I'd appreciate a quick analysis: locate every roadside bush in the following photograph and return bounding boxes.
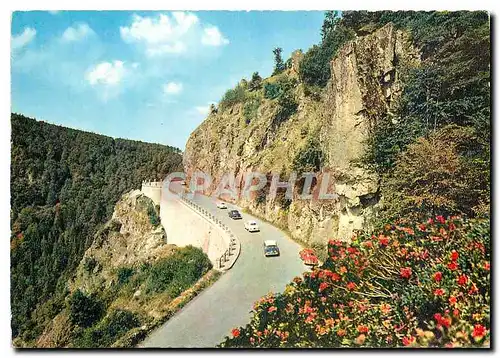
[68,290,104,328]
[144,246,212,297]
[219,216,490,348]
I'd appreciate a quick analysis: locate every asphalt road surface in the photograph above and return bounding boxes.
[141,194,308,348]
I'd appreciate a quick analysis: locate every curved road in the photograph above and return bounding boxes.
[141,194,307,347]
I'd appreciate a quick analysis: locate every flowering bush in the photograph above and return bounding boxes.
[219,216,490,348]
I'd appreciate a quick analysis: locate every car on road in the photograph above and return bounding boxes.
[216,201,227,209]
[299,248,319,266]
[244,220,260,232]
[263,240,280,257]
[228,209,242,219]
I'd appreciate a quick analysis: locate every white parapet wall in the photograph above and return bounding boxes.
[141,181,162,205]
[141,181,239,269]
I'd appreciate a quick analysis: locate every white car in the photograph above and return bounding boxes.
[216,201,227,209]
[245,220,260,232]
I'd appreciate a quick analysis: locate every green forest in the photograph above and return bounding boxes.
[10,113,182,342]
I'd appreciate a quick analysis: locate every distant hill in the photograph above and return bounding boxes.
[10,113,182,343]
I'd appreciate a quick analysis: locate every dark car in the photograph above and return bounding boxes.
[228,209,242,219]
[263,240,280,257]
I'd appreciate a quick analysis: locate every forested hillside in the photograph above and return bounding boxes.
[10,113,182,342]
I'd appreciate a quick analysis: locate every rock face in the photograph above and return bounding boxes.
[184,23,419,246]
[71,190,173,293]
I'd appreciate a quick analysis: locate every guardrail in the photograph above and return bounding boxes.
[178,194,240,271]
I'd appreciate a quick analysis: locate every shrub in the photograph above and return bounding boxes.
[83,257,97,273]
[248,72,263,92]
[264,83,282,100]
[219,83,248,110]
[381,125,490,221]
[117,267,135,285]
[299,12,355,87]
[68,290,104,328]
[292,137,325,173]
[74,309,141,348]
[243,98,261,125]
[274,92,298,126]
[219,216,490,348]
[147,203,160,226]
[144,246,212,297]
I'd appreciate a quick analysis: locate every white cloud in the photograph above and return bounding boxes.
[11,27,36,51]
[163,82,183,95]
[86,61,125,86]
[61,23,95,42]
[120,12,228,56]
[201,26,229,46]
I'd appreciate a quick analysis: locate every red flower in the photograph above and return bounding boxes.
[427,218,434,224]
[336,329,346,337]
[231,328,240,338]
[319,282,328,292]
[436,215,446,224]
[457,274,468,286]
[268,306,277,313]
[400,267,412,279]
[418,224,426,231]
[469,283,479,295]
[346,282,357,291]
[402,336,415,346]
[331,273,341,281]
[449,222,456,231]
[484,262,490,271]
[433,272,443,282]
[433,313,451,328]
[472,324,487,339]
[339,266,348,274]
[434,288,445,296]
[450,250,459,261]
[453,309,460,317]
[378,235,390,246]
[447,262,458,270]
[358,325,369,334]
[363,240,373,248]
[449,296,457,305]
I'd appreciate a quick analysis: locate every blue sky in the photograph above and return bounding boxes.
[11,11,325,149]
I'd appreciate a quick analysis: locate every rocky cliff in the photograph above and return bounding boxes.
[184,23,419,246]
